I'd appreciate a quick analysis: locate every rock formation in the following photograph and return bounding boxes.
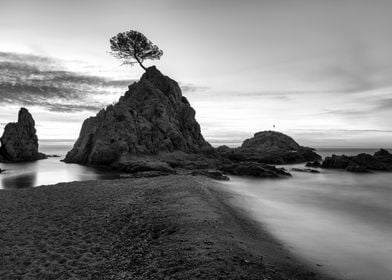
[373,149,392,167]
[291,168,320,174]
[322,149,392,172]
[64,66,212,167]
[216,131,321,164]
[218,161,291,178]
[0,108,46,162]
[64,68,293,179]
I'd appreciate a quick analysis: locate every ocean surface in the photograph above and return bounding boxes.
[220,147,392,280]
[0,140,120,189]
[1,142,392,280]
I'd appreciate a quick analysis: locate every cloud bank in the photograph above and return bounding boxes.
[0,52,134,112]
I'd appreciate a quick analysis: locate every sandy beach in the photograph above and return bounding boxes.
[0,175,333,279]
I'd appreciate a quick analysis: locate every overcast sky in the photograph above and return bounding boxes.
[1,0,392,147]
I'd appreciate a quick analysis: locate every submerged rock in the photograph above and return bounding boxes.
[291,168,320,173]
[0,108,46,162]
[216,131,321,164]
[64,66,211,166]
[345,164,369,173]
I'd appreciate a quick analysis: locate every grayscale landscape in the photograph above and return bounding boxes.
[1,1,391,279]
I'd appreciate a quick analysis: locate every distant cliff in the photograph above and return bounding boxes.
[0,108,46,162]
[64,66,212,165]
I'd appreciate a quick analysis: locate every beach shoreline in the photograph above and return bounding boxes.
[0,175,334,279]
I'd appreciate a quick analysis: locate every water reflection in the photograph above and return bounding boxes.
[2,172,37,188]
[0,141,120,189]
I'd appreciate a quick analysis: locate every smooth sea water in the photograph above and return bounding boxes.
[0,140,120,189]
[220,148,392,280]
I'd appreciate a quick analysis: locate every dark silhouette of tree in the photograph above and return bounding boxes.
[110,30,163,71]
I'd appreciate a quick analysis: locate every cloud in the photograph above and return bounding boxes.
[375,98,392,111]
[0,52,134,112]
[180,84,209,93]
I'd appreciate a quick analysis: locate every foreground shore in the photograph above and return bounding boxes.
[0,175,333,279]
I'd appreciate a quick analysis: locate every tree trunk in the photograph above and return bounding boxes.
[134,56,147,71]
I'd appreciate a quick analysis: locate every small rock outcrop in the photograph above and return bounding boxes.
[64,67,212,167]
[216,131,321,164]
[305,161,321,167]
[374,149,392,168]
[322,149,392,172]
[0,108,46,162]
[218,161,291,178]
[191,170,230,181]
[291,168,320,174]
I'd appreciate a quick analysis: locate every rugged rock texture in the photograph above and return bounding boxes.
[191,170,230,181]
[0,108,46,162]
[64,66,212,166]
[218,162,291,178]
[322,149,392,172]
[291,168,320,174]
[216,131,321,164]
[374,149,392,168]
[111,158,176,174]
[305,161,321,168]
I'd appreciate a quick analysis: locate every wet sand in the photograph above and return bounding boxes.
[0,175,334,279]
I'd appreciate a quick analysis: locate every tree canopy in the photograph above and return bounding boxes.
[110,30,163,71]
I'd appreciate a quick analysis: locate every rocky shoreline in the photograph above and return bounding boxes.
[0,176,334,280]
[321,149,392,173]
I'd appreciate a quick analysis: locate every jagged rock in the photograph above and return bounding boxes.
[291,168,320,173]
[350,153,386,171]
[218,162,291,178]
[322,155,352,169]
[305,161,321,167]
[373,149,392,168]
[0,108,46,162]
[64,67,212,167]
[111,158,176,174]
[216,131,321,164]
[322,151,391,172]
[191,170,230,181]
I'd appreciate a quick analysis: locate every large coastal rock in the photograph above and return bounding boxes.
[216,131,321,164]
[64,67,212,166]
[0,108,46,162]
[322,149,392,172]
